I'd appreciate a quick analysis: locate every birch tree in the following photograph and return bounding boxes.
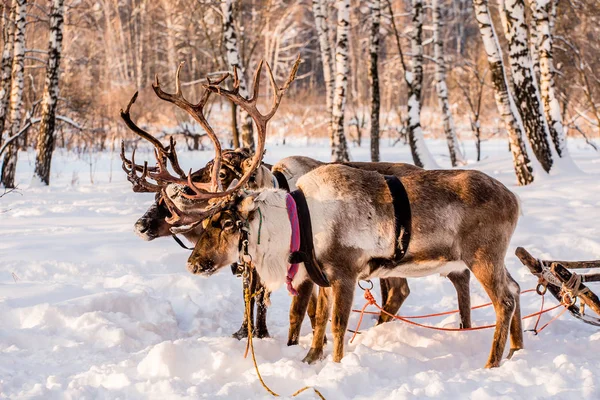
[473,0,533,185]
[34,0,65,185]
[221,0,254,151]
[406,0,437,168]
[433,0,465,166]
[1,0,25,188]
[530,0,568,157]
[311,0,335,145]
[501,0,553,173]
[331,0,350,162]
[0,1,14,147]
[368,0,381,161]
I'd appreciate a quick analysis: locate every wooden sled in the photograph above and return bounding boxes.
[516,247,600,326]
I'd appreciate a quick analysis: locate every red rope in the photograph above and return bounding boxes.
[350,288,566,341]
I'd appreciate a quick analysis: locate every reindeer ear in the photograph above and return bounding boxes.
[237,193,259,214]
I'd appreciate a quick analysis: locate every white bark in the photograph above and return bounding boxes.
[0,0,15,144]
[501,0,553,173]
[311,0,335,144]
[368,0,380,162]
[433,0,465,167]
[331,0,350,162]
[530,0,568,158]
[34,0,65,185]
[1,0,25,188]
[406,0,437,169]
[221,0,254,150]
[473,0,533,185]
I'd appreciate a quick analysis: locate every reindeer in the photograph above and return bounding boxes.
[124,59,473,347]
[163,63,523,369]
[118,70,279,340]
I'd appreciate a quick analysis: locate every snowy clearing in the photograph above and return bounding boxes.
[1,139,600,399]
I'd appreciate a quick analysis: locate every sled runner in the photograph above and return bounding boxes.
[516,247,600,326]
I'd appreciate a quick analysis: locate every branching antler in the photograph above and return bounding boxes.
[178,56,301,200]
[153,62,228,192]
[120,90,188,191]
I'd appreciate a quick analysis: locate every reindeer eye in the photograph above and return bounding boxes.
[222,219,235,230]
[219,170,227,179]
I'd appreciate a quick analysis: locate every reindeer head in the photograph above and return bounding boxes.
[121,58,300,249]
[157,57,300,275]
[184,193,264,275]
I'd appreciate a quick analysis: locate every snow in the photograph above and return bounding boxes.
[1,139,600,399]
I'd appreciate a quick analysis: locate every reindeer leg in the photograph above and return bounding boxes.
[447,269,472,329]
[331,280,355,363]
[470,257,518,368]
[506,270,523,359]
[306,285,327,344]
[302,286,331,364]
[288,280,314,346]
[380,278,389,306]
[254,283,270,339]
[377,277,410,325]
[232,269,258,340]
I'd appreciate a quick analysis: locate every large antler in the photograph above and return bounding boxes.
[153,63,228,192]
[120,91,187,180]
[178,56,301,200]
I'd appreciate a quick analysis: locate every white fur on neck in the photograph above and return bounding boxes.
[245,188,306,292]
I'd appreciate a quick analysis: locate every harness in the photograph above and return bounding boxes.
[285,190,330,294]
[384,175,411,262]
[273,170,291,192]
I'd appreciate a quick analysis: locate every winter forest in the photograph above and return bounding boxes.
[1,0,600,398]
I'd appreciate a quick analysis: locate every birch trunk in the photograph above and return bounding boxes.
[433,0,465,166]
[0,0,14,147]
[530,0,567,157]
[368,0,380,162]
[33,0,65,185]
[221,0,254,151]
[1,0,25,188]
[501,0,553,172]
[331,0,350,162]
[406,0,437,168]
[473,0,533,185]
[311,0,335,144]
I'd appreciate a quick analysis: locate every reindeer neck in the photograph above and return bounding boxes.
[246,189,298,292]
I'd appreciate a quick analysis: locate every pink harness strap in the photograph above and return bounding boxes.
[285,193,301,296]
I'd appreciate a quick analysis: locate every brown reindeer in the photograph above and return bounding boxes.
[162,63,522,368]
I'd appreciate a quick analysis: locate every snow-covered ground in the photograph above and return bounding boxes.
[1,139,600,399]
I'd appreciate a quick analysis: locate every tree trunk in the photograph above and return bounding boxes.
[221,0,254,151]
[311,0,335,145]
[530,0,567,157]
[433,0,465,167]
[501,0,553,173]
[330,0,350,162]
[0,0,14,148]
[473,0,533,185]
[33,0,65,185]
[1,0,25,189]
[406,0,437,168]
[368,0,380,162]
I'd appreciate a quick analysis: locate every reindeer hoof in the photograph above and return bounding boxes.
[287,337,299,346]
[484,360,500,369]
[231,327,248,340]
[302,348,324,364]
[254,328,270,339]
[507,347,522,360]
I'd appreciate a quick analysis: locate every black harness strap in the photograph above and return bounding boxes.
[288,189,331,288]
[384,175,411,262]
[273,170,291,192]
[172,234,194,250]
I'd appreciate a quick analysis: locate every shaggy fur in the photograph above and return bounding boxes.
[183,163,521,368]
